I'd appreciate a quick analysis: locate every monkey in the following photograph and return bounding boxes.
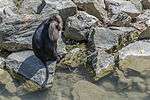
[32,14,63,87]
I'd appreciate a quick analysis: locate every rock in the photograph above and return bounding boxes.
[105,0,140,17]
[130,0,143,12]
[49,72,83,100]
[145,78,150,92]
[129,76,146,92]
[5,50,56,90]
[119,40,150,74]
[139,26,150,39]
[109,12,132,27]
[0,0,16,8]
[117,77,132,90]
[92,49,114,80]
[0,57,5,69]
[137,10,150,21]
[44,0,77,22]
[72,0,107,21]
[58,43,87,68]
[94,27,139,52]
[72,80,107,100]
[18,0,46,14]
[119,40,150,59]
[130,21,147,32]
[101,81,116,91]
[127,92,148,100]
[141,0,150,9]
[64,11,99,41]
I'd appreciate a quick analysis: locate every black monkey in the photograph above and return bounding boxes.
[32,15,63,87]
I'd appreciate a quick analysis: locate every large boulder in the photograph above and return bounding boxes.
[4,50,56,90]
[105,0,140,17]
[64,11,99,41]
[72,0,107,21]
[119,40,150,75]
[44,0,77,22]
[94,27,139,52]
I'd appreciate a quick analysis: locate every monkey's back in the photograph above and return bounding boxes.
[32,19,56,63]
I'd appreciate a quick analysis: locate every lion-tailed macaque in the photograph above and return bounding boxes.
[32,14,63,87]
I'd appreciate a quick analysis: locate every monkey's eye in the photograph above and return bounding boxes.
[56,25,61,31]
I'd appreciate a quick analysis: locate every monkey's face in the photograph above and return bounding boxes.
[56,23,62,31]
[53,15,63,31]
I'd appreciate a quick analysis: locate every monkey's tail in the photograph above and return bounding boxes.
[42,62,49,88]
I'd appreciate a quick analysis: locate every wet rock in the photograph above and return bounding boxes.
[109,12,132,27]
[49,72,83,100]
[5,50,56,90]
[94,27,139,52]
[101,81,116,91]
[64,11,99,41]
[119,40,150,74]
[127,92,148,100]
[129,76,146,92]
[141,0,150,9]
[105,0,140,17]
[117,77,132,90]
[145,78,150,92]
[72,0,107,21]
[72,80,107,100]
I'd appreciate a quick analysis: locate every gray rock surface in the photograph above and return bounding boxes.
[94,26,138,52]
[93,49,114,80]
[64,11,99,41]
[5,50,56,89]
[72,0,107,21]
[110,12,132,27]
[119,40,150,74]
[44,0,77,22]
[105,0,140,17]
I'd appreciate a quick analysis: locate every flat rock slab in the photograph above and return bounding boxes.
[5,50,56,88]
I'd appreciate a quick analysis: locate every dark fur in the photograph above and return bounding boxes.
[32,15,62,87]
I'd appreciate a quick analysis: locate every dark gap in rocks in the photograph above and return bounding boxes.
[131,18,137,23]
[0,49,12,58]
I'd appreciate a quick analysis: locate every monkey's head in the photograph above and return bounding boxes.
[50,15,63,31]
